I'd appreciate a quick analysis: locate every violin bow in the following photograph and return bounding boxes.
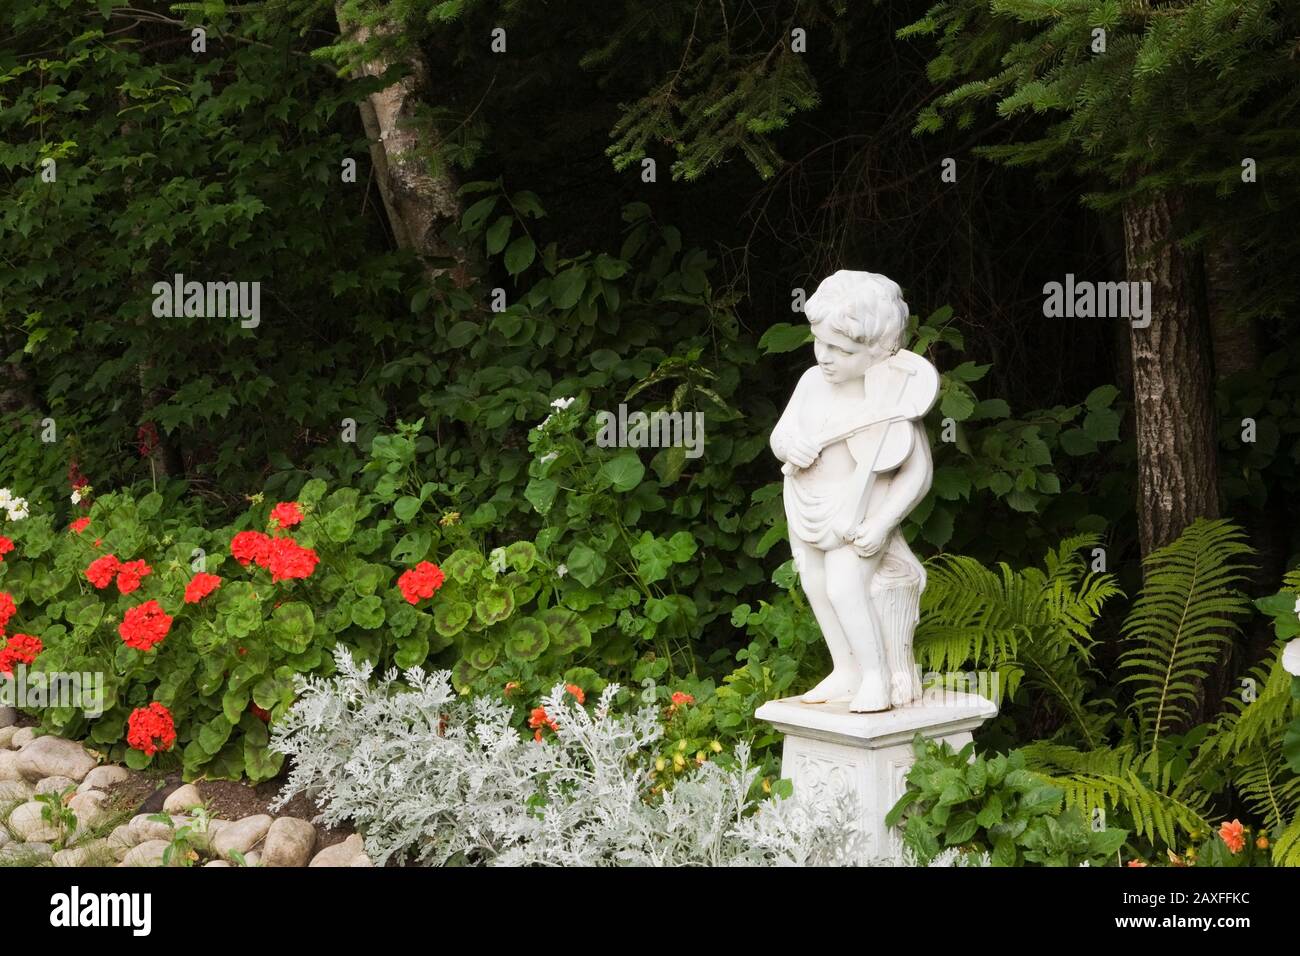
[780,405,921,477]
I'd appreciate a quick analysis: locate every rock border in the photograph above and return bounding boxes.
[0,714,370,868]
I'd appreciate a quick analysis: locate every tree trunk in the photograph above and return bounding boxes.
[1122,189,1220,555]
[336,7,475,287]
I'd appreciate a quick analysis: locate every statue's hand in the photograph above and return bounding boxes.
[784,436,821,470]
[848,519,890,558]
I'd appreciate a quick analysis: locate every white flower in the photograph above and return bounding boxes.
[1293,595,1300,616]
[7,498,29,521]
[556,563,568,578]
[71,488,83,504]
[536,414,553,431]
[550,396,576,411]
[539,452,558,466]
[1283,639,1300,678]
[0,488,11,507]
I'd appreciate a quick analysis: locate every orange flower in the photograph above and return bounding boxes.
[504,681,521,697]
[565,683,585,704]
[670,691,694,706]
[1218,819,1245,854]
[528,705,558,741]
[1256,833,1269,850]
[1126,859,1148,867]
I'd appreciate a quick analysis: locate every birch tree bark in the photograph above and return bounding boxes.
[336,7,475,286]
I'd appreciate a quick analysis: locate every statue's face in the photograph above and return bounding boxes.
[812,322,889,385]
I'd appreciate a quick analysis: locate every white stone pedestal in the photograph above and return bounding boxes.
[755,693,998,863]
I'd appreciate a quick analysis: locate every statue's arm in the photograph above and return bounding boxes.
[769,370,811,464]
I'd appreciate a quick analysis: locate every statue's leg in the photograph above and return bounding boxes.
[792,539,862,703]
[824,546,890,712]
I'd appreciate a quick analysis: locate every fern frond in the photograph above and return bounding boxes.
[1021,742,1209,849]
[1118,519,1253,756]
[917,534,1120,744]
[1232,747,1300,835]
[1272,813,1300,867]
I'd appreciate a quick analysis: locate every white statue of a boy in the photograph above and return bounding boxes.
[770,271,939,713]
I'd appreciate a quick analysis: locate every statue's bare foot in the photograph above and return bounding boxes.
[849,678,892,713]
[802,670,861,703]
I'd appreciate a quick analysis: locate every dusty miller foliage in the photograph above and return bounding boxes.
[271,649,987,867]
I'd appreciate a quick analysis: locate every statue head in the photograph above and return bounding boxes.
[804,271,909,385]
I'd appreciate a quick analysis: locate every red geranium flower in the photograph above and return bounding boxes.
[231,531,272,567]
[670,691,695,706]
[85,554,120,589]
[69,517,91,534]
[183,572,223,604]
[265,537,319,583]
[126,703,176,757]
[249,703,271,723]
[0,633,41,676]
[397,561,446,605]
[114,559,152,595]
[565,683,586,705]
[0,536,13,561]
[268,502,303,530]
[0,592,15,630]
[119,600,173,652]
[528,705,559,742]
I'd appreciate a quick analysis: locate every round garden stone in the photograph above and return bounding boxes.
[0,841,53,863]
[68,790,113,831]
[15,736,97,782]
[10,727,36,749]
[213,814,272,860]
[0,779,34,802]
[309,833,366,867]
[122,839,178,867]
[261,817,316,867]
[205,859,232,867]
[36,775,78,797]
[53,840,112,867]
[0,750,22,781]
[79,765,131,793]
[350,853,374,867]
[0,726,17,749]
[107,823,138,858]
[8,800,60,842]
[162,784,203,814]
[129,814,181,844]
